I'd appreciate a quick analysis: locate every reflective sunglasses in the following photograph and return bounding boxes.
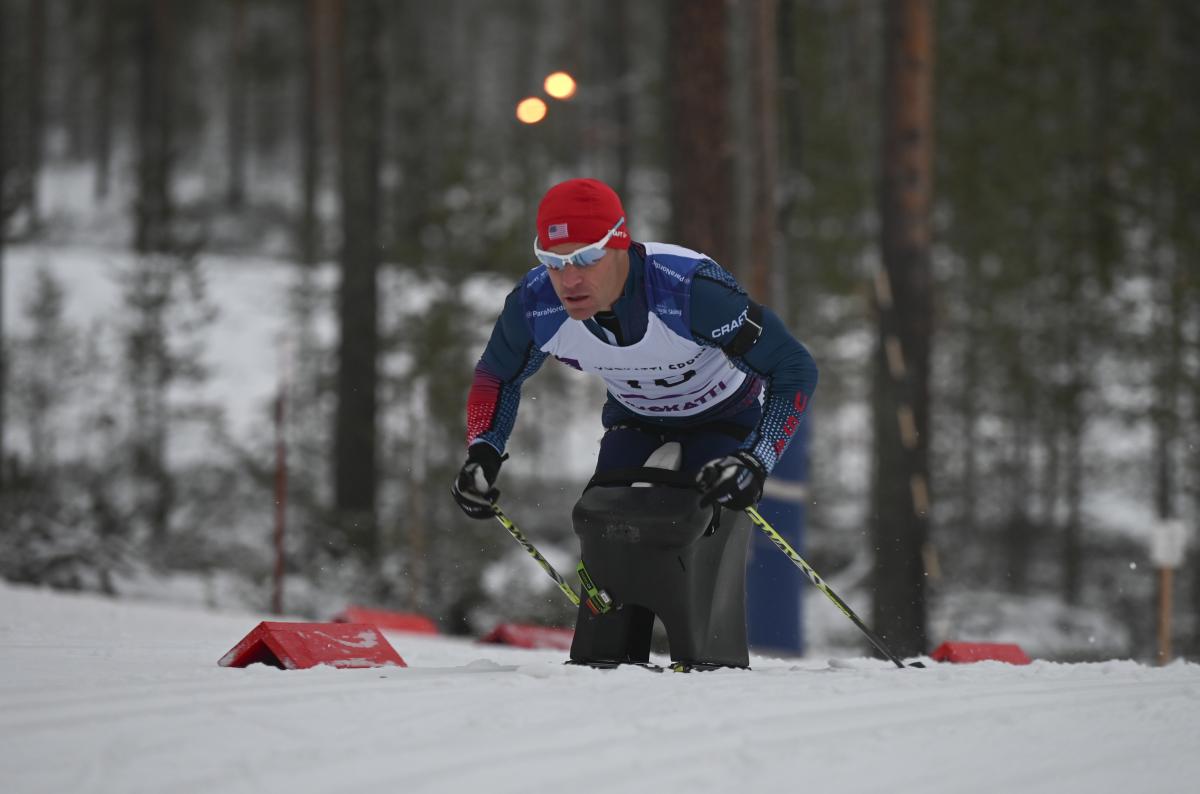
[533,217,626,270]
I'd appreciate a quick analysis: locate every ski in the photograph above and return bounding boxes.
[564,660,745,673]
[565,659,667,672]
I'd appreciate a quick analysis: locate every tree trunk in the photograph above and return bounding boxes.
[1149,130,1186,645]
[386,0,433,262]
[334,0,382,554]
[1160,0,1200,659]
[1004,389,1034,593]
[0,0,7,493]
[26,0,45,228]
[957,259,980,540]
[1061,358,1084,605]
[871,0,934,659]
[1191,313,1200,658]
[227,0,248,210]
[134,0,174,253]
[1061,4,1121,605]
[1037,407,1062,551]
[329,0,345,178]
[604,0,632,202]
[405,400,426,610]
[1153,249,1183,523]
[298,0,322,265]
[775,0,804,246]
[95,0,115,199]
[667,0,732,265]
[125,261,175,549]
[747,0,778,304]
[63,0,89,161]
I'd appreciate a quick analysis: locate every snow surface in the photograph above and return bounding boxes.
[2,580,1198,794]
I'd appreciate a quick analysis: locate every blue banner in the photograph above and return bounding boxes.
[746,419,808,654]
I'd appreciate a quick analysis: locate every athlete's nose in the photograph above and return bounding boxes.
[561,264,585,288]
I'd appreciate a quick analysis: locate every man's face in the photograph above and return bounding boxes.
[545,246,629,320]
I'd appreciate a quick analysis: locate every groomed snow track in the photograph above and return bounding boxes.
[2,581,1198,794]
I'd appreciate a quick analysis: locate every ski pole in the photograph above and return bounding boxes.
[744,506,924,669]
[491,504,581,608]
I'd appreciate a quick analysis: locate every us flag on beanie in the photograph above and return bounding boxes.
[536,178,631,251]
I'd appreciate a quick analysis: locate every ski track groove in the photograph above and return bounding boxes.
[42,673,604,794]
[611,676,1199,794]
[1,660,1187,736]
[81,671,1199,794]
[0,661,526,720]
[0,666,550,735]
[7,673,1199,794]
[135,674,730,794]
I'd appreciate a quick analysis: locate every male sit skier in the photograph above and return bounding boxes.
[452,178,817,666]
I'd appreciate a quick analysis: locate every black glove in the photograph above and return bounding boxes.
[696,451,767,511]
[451,443,505,519]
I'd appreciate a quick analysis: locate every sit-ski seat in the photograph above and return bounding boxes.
[569,442,752,668]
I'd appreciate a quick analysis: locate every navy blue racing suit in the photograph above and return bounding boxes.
[465,242,818,481]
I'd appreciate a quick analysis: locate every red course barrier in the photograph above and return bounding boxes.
[479,623,575,651]
[219,621,407,669]
[331,605,439,635]
[931,641,1031,665]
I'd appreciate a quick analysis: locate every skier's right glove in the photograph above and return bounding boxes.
[696,451,767,511]
[451,443,505,519]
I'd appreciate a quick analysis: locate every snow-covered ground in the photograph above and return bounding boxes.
[2,580,1198,794]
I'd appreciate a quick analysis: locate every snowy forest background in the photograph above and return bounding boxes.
[0,0,1197,663]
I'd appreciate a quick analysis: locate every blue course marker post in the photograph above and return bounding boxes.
[746,419,808,654]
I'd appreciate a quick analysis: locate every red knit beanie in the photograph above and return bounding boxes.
[536,178,631,250]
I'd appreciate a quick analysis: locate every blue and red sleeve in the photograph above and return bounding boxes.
[467,287,547,453]
[689,262,818,473]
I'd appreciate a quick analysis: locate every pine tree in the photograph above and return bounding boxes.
[667,0,733,265]
[872,0,934,658]
[334,0,383,555]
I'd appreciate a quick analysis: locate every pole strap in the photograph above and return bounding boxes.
[576,560,614,615]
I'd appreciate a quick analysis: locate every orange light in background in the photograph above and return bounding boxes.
[543,71,577,100]
[516,97,548,124]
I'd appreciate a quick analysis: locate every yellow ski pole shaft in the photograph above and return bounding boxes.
[492,504,581,607]
[744,506,921,669]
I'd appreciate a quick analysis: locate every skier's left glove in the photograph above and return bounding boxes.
[451,443,505,519]
[696,451,767,511]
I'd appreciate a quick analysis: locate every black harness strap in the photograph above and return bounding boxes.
[586,467,697,492]
[722,301,764,358]
[607,419,752,443]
